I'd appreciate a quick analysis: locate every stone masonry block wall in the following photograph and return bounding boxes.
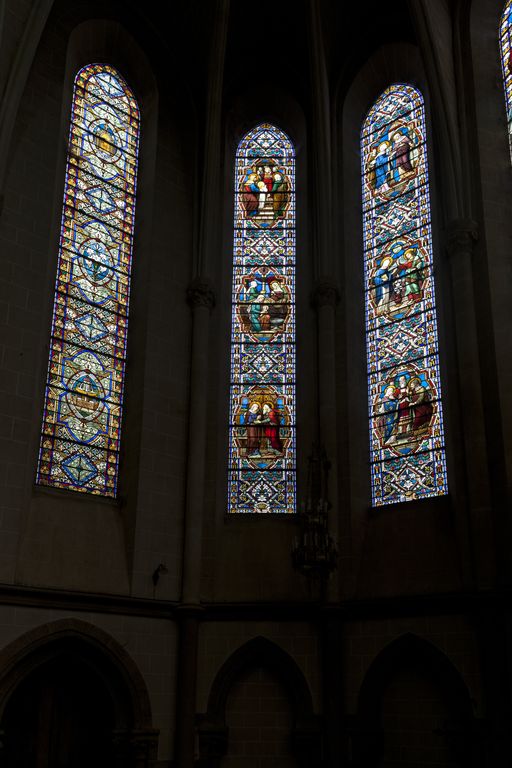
[223,666,296,768]
[197,622,321,714]
[344,615,481,716]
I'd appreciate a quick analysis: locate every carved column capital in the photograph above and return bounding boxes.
[445,219,479,260]
[112,730,159,768]
[186,277,215,311]
[197,717,228,765]
[311,277,340,309]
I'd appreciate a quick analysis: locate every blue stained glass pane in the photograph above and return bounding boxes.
[228,124,296,514]
[361,84,448,506]
[36,64,140,497]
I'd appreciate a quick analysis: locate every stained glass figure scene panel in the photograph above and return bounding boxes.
[500,0,512,158]
[36,64,140,497]
[228,124,296,513]
[361,84,448,506]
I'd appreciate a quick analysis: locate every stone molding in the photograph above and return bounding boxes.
[310,276,340,308]
[113,730,159,768]
[445,219,479,260]
[186,277,215,311]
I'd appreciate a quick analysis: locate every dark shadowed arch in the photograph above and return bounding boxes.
[351,632,481,768]
[0,619,158,766]
[197,636,321,768]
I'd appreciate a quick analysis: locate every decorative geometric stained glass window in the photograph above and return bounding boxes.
[228,124,295,513]
[500,0,512,157]
[36,64,140,497]
[361,84,448,506]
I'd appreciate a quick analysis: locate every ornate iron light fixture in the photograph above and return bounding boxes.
[292,444,338,578]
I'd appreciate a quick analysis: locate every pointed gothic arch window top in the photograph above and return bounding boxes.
[228,124,296,513]
[36,64,140,497]
[500,1,512,156]
[361,84,448,506]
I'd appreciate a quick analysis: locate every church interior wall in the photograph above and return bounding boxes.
[197,621,321,714]
[0,0,34,100]
[0,0,510,765]
[339,41,469,600]
[0,6,196,599]
[342,614,482,717]
[201,87,316,604]
[471,0,512,569]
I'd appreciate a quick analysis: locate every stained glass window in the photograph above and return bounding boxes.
[361,84,448,506]
[36,64,140,497]
[228,124,295,514]
[500,1,512,157]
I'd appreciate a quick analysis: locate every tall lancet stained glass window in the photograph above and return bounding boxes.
[361,84,448,506]
[36,64,140,496]
[228,124,295,514]
[500,1,512,157]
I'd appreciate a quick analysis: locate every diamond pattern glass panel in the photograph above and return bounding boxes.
[228,124,296,513]
[36,64,140,496]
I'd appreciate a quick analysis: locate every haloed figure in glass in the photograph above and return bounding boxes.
[229,124,295,514]
[362,84,447,505]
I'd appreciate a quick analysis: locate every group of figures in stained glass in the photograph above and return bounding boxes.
[35,7,512,507]
[240,162,290,222]
[228,126,295,514]
[367,123,420,197]
[362,84,447,505]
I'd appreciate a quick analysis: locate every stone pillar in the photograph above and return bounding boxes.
[445,219,495,587]
[307,0,341,602]
[182,279,215,605]
[475,608,512,765]
[307,0,333,276]
[175,281,214,768]
[311,278,340,600]
[196,0,229,277]
[174,605,205,768]
[320,607,344,768]
[176,1,228,764]
[197,718,228,767]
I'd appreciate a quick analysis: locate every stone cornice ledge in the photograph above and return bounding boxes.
[0,583,510,622]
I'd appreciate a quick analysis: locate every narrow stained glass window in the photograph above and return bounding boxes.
[361,84,448,506]
[36,64,140,496]
[500,1,512,157]
[228,124,296,513]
